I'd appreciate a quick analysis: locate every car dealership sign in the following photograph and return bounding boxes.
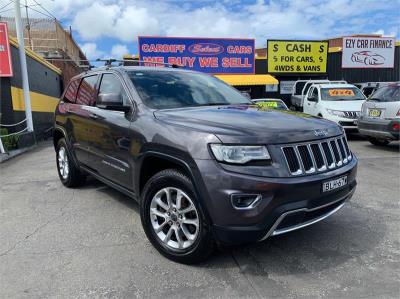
[138,36,255,74]
[267,40,328,74]
[342,36,395,68]
[0,22,13,77]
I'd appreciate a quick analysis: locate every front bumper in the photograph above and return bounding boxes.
[326,115,358,130]
[358,118,400,140]
[194,156,357,245]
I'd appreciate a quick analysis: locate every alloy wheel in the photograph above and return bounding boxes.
[58,146,69,179]
[149,187,200,251]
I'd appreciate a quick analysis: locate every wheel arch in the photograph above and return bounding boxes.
[136,151,212,223]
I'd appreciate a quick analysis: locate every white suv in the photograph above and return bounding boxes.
[303,83,366,130]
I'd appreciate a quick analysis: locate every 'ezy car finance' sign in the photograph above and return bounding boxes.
[342,36,395,68]
[138,36,255,74]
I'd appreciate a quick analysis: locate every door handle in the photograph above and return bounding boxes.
[89,113,98,120]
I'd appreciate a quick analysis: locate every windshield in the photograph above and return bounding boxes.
[321,87,365,101]
[128,70,251,109]
[369,85,400,102]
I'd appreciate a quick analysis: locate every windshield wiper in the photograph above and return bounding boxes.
[193,103,231,107]
[368,98,381,102]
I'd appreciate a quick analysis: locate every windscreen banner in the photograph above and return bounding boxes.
[0,22,13,77]
[342,36,395,68]
[138,36,255,74]
[267,40,328,74]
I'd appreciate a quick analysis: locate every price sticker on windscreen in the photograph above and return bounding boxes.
[328,89,355,96]
[258,101,278,108]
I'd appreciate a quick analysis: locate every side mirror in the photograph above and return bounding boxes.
[97,93,130,112]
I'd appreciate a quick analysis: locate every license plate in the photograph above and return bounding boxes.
[322,176,348,192]
[369,109,381,117]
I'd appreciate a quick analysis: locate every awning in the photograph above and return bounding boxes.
[215,74,278,86]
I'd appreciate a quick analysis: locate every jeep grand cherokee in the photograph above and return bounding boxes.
[54,66,357,264]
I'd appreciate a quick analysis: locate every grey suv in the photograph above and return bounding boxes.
[54,66,357,263]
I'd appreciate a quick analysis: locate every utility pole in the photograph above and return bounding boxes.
[24,0,32,50]
[14,0,34,133]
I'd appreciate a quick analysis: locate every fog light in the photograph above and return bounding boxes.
[231,194,262,209]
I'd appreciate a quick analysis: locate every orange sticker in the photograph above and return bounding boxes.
[328,89,355,96]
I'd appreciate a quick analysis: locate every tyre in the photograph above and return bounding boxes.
[368,137,390,146]
[140,169,214,264]
[56,138,86,187]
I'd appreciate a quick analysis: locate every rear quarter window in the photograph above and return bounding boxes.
[76,75,99,106]
[63,79,80,103]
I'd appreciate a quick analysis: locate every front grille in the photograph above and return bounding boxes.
[343,111,360,119]
[282,136,352,176]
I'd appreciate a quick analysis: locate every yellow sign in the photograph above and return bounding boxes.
[267,40,328,73]
[328,89,355,96]
[257,101,278,108]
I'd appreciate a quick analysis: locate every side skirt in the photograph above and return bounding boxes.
[80,165,138,201]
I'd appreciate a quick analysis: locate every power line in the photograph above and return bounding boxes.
[0,1,13,12]
[27,5,53,19]
[31,0,56,19]
[0,7,13,14]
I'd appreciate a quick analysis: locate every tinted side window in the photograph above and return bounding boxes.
[63,78,80,103]
[98,74,128,105]
[76,75,98,106]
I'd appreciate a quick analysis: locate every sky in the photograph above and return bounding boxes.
[0,0,399,63]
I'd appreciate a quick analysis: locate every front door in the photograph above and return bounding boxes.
[304,86,319,116]
[85,73,133,190]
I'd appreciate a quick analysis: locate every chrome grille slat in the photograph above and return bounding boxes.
[334,139,344,166]
[281,136,352,176]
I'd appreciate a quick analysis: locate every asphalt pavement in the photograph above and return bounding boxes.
[0,136,399,298]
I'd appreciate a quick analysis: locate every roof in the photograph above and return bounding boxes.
[318,83,356,88]
[214,74,278,86]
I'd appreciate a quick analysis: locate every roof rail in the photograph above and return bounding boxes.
[95,58,180,68]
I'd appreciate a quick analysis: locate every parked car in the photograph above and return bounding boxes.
[358,83,400,145]
[302,83,366,130]
[54,66,357,264]
[251,98,289,110]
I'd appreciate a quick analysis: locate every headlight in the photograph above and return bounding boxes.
[210,144,270,164]
[326,109,345,117]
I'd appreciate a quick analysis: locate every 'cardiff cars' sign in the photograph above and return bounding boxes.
[0,22,13,77]
[138,36,255,74]
[342,36,395,68]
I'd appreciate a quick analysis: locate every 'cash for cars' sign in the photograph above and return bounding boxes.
[342,36,395,68]
[138,36,255,74]
[267,40,328,74]
[0,22,13,77]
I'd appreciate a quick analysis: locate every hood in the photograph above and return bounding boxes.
[322,100,365,111]
[154,105,342,144]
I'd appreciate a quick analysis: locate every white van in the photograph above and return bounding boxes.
[303,83,366,130]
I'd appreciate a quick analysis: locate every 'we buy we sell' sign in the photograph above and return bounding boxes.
[138,36,255,74]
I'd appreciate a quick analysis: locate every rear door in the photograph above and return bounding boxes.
[85,72,134,189]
